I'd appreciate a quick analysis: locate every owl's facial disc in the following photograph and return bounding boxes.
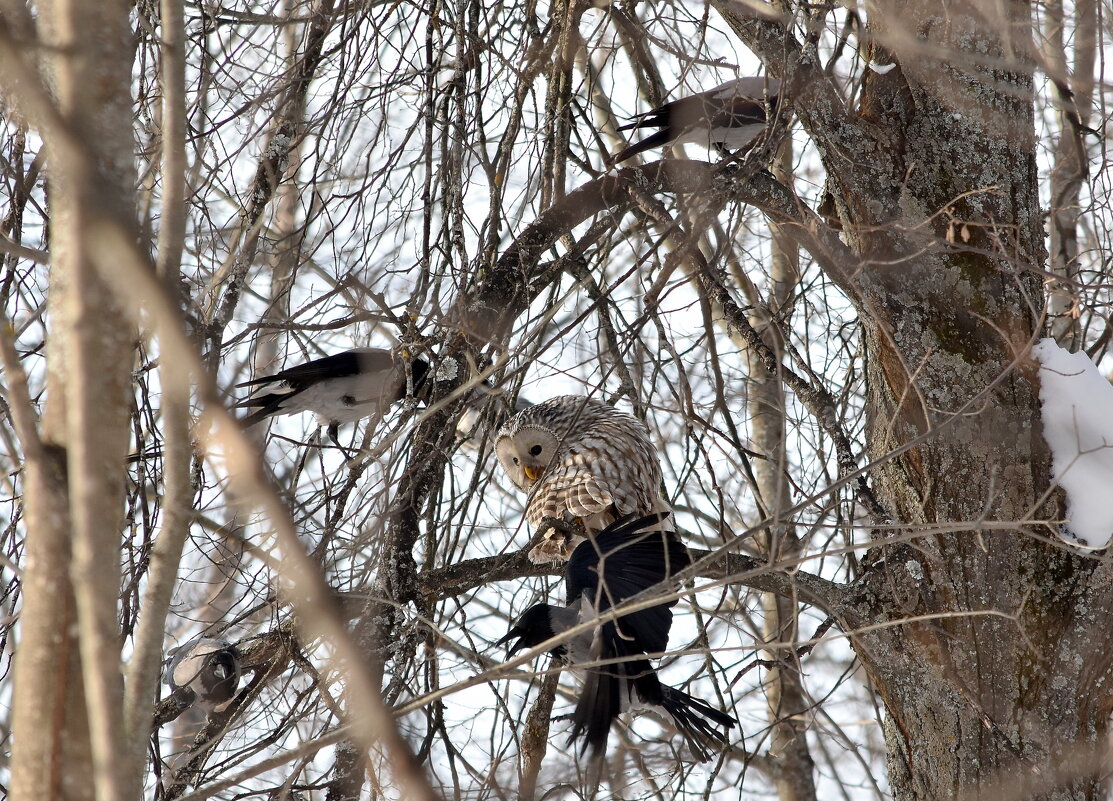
[501,428,557,487]
[496,427,556,490]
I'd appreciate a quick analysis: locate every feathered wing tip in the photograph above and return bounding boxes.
[235,395,287,427]
[596,510,672,540]
[659,685,737,761]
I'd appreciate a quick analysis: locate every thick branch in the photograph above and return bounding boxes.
[418,545,846,615]
[385,160,863,634]
[465,161,861,347]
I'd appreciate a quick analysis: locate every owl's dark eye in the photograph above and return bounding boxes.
[513,457,519,465]
[529,445,543,456]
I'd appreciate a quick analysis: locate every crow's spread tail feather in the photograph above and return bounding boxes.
[659,685,736,761]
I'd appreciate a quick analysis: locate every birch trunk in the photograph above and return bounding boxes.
[9,0,137,799]
[750,139,817,801]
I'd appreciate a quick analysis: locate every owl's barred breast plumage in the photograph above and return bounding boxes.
[496,395,673,563]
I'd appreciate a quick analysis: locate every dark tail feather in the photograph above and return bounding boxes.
[568,660,623,758]
[235,398,283,427]
[617,112,664,132]
[612,129,672,163]
[238,409,271,428]
[568,621,629,757]
[235,374,280,389]
[659,685,736,761]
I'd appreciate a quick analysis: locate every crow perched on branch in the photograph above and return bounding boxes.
[614,77,781,163]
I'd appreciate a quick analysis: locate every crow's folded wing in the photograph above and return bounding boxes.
[565,513,688,654]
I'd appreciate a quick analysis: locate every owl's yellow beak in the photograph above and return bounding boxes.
[523,465,544,481]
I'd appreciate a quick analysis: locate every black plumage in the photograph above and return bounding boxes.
[498,513,736,760]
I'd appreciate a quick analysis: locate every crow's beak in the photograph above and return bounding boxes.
[495,627,525,657]
[523,465,543,481]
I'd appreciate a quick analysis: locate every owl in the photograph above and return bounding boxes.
[495,395,673,563]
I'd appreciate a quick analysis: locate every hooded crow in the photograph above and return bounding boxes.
[166,637,241,711]
[497,513,735,760]
[614,77,781,163]
[234,348,430,449]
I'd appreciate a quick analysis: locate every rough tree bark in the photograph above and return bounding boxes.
[711,0,1113,798]
[5,0,1105,795]
[386,0,1109,796]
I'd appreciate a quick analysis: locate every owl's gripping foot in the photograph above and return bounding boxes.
[528,516,586,564]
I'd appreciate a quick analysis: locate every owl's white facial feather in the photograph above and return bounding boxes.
[495,425,559,490]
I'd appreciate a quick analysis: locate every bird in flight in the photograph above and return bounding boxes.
[497,513,736,760]
[613,76,781,163]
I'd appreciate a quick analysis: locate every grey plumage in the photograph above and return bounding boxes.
[495,396,671,563]
[166,638,241,709]
[234,348,429,448]
[497,514,735,760]
[614,77,781,163]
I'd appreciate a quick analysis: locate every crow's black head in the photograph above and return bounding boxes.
[495,604,561,658]
[167,638,242,706]
[199,648,241,705]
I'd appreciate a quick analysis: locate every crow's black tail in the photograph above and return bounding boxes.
[612,129,672,164]
[568,655,626,758]
[567,620,640,758]
[658,685,736,761]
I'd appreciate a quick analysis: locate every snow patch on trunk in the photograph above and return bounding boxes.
[1032,338,1113,547]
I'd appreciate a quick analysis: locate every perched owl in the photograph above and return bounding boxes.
[496,395,673,563]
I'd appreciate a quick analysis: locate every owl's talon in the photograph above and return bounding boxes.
[529,516,586,564]
[537,515,585,540]
[527,541,568,564]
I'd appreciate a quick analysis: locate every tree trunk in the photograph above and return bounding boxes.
[711,0,1113,796]
[836,4,1111,799]
[8,1,136,800]
[9,1,137,800]
[750,139,817,801]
